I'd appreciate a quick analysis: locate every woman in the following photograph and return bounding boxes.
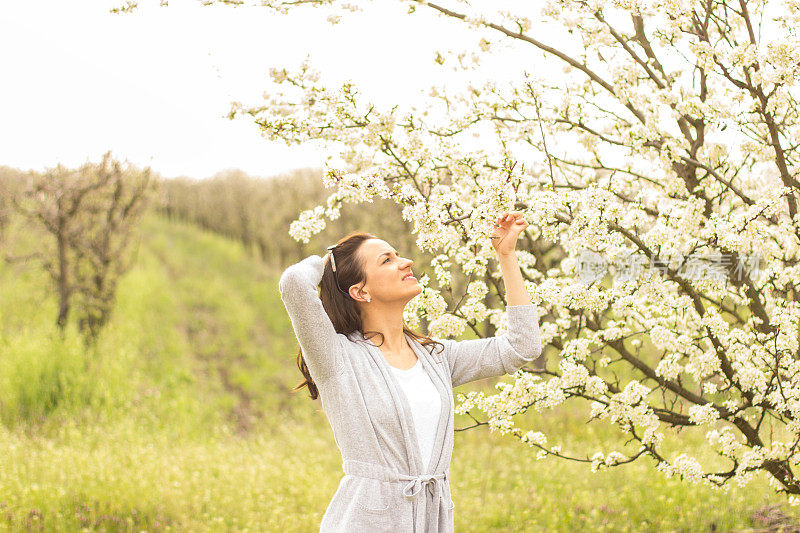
[278,211,543,532]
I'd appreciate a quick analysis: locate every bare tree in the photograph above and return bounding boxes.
[11,152,157,343]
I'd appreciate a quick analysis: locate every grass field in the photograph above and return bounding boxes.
[0,211,796,532]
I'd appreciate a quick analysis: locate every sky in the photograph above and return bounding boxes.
[0,0,534,180]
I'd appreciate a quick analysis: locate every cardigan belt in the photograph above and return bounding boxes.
[342,458,449,532]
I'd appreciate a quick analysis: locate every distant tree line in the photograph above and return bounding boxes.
[155,167,428,272]
[0,166,26,243]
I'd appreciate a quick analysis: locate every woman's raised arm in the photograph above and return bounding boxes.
[436,303,542,388]
[278,254,345,383]
[437,211,543,387]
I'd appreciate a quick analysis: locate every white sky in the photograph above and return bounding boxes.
[0,0,535,179]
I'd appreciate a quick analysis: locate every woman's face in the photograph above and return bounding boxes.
[355,238,421,304]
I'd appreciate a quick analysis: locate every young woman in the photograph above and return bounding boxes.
[278,211,543,532]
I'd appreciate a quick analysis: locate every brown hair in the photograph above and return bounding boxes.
[292,230,444,400]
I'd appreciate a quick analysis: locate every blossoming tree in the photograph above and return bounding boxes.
[134,0,800,500]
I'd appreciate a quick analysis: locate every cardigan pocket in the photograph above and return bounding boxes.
[356,497,390,514]
[355,477,390,513]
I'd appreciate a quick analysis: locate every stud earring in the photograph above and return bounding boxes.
[366,297,371,302]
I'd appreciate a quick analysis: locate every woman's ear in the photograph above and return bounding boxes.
[354,283,371,303]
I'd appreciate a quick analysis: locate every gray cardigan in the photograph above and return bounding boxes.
[279,254,543,532]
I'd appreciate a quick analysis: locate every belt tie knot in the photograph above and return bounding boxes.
[398,471,446,500]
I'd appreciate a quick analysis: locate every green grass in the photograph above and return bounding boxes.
[0,211,795,532]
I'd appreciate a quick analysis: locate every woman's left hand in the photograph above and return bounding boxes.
[490,210,529,257]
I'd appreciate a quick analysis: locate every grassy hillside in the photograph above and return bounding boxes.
[0,211,795,531]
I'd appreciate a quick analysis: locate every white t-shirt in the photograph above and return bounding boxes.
[390,357,442,469]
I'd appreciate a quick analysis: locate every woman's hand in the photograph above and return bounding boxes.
[491,210,529,257]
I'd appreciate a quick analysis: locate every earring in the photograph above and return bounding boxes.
[366,297,371,302]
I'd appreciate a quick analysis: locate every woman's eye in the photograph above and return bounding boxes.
[383,257,390,264]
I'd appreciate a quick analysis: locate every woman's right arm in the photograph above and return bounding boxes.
[278,254,345,383]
